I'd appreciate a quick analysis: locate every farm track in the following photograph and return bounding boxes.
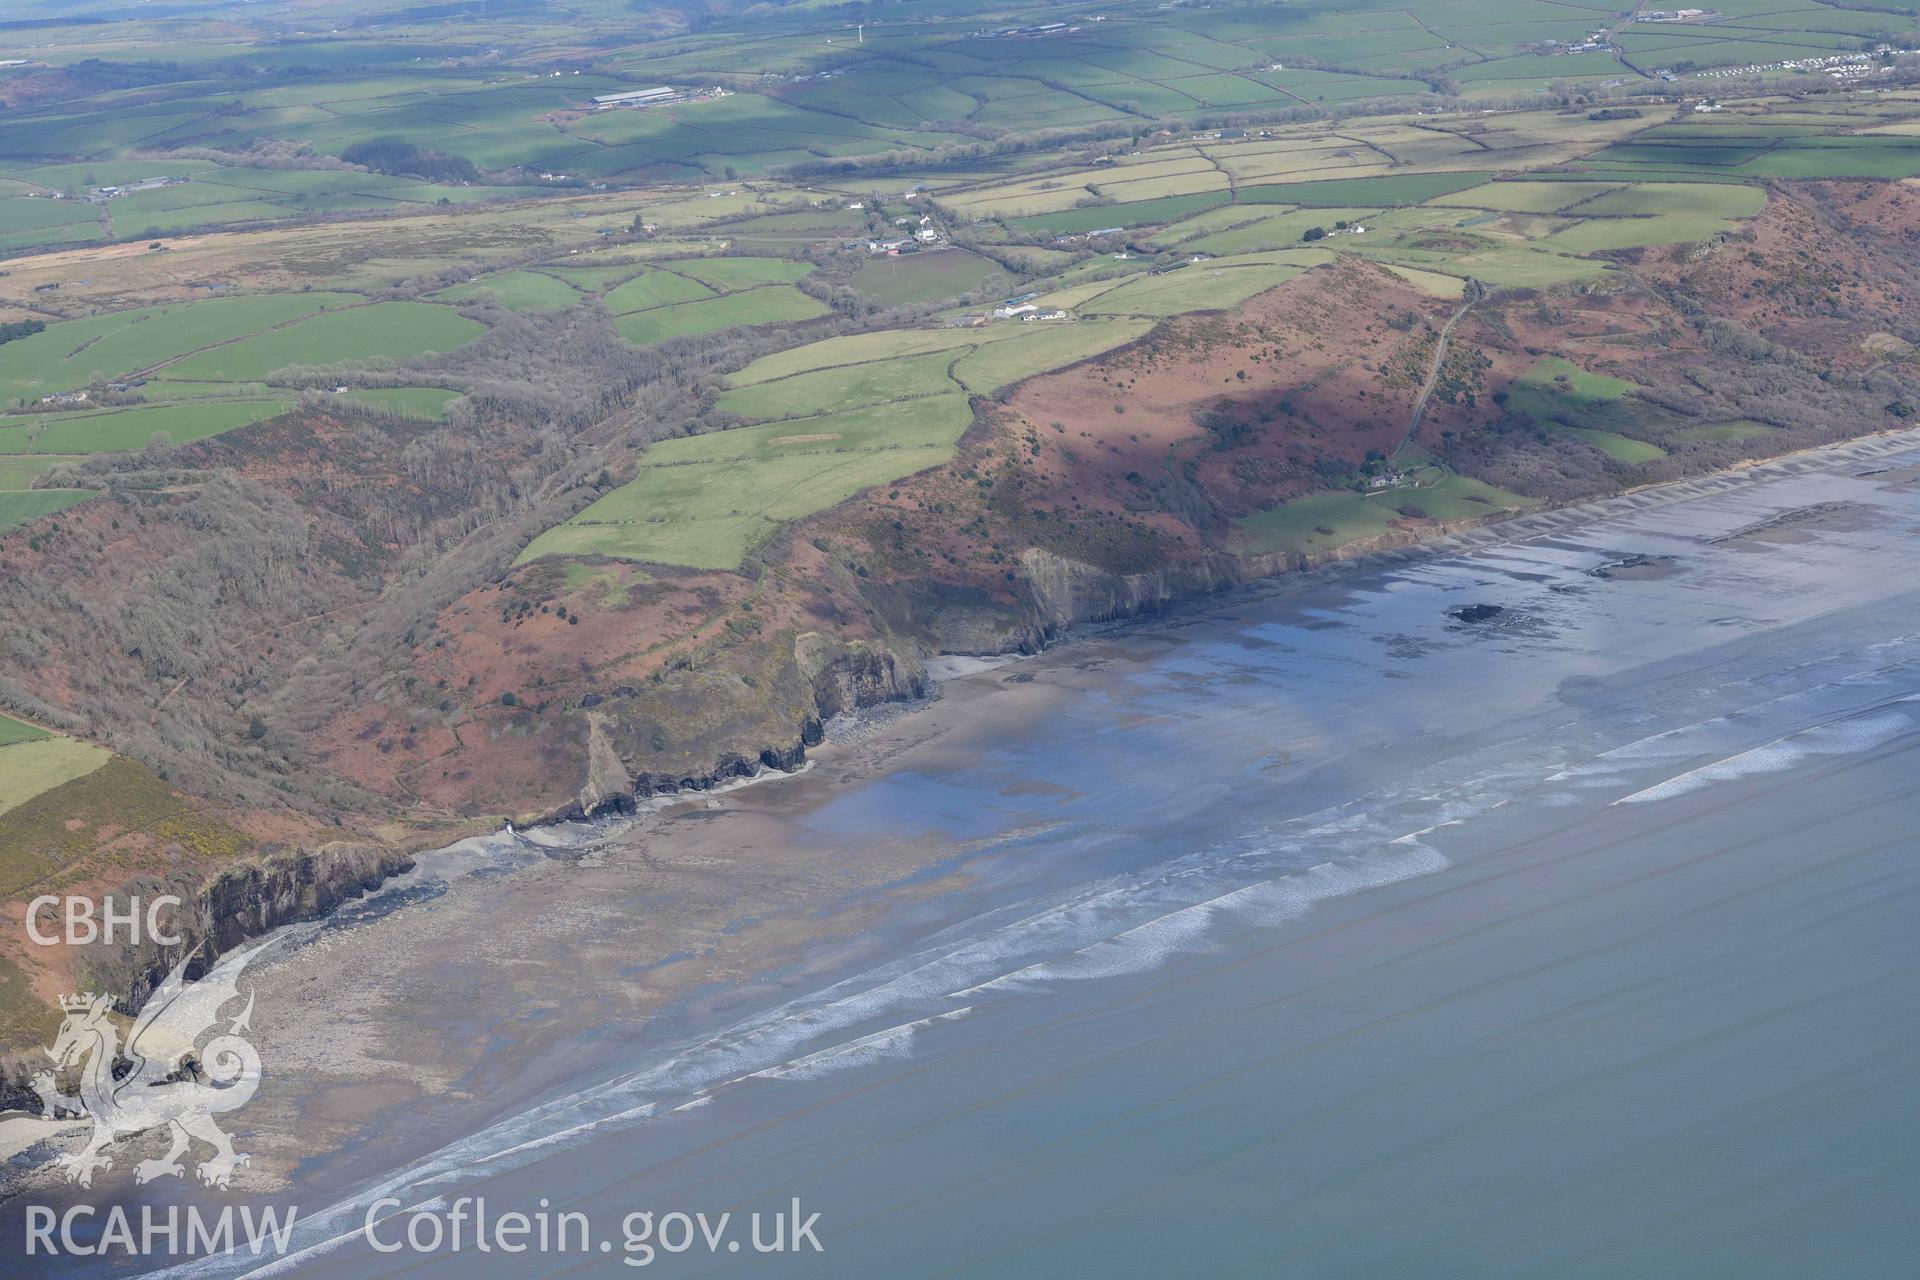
[1407,9,1487,62]
[1396,293,1477,462]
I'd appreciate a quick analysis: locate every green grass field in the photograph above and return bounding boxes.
[1405,243,1612,289]
[1581,134,1920,181]
[0,457,72,488]
[1080,259,1306,317]
[1241,173,1493,207]
[1232,472,1530,555]
[0,489,96,529]
[1006,192,1233,236]
[1553,425,1670,463]
[1432,181,1625,213]
[718,315,1155,415]
[1507,357,1671,462]
[726,328,994,385]
[673,258,815,291]
[1169,207,1377,255]
[1377,264,1468,298]
[951,318,1155,393]
[1542,211,1752,253]
[338,387,461,420]
[0,293,360,402]
[1395,472,1535,521]
[161,303,485,381]
[0,714,50,747]
[614,286,830,346]
[716,350,962,420]
[1230,490,1397,556]
[1516,357,1636,404]
[436,270,583,312]
[848,251,1016,309]
[0,737,114,820]
[10,397,294,454]
[539,261,655,290]
[1562,183,1766,219]
[604,268,717,314]
[520,394,974,569]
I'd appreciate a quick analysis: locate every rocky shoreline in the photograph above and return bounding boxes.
[0,842,414,1115]
[11,422,1918,1123]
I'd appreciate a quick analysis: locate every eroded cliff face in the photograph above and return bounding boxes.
[544,632,926,824]
[1011,524,1493,633]
[1019,547,1247,630]
[100,842,417,1009]
[0,842,415,1112]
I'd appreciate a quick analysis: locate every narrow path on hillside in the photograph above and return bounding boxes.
[1394,285,1480,465]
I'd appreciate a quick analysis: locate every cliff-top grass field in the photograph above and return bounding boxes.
[0,735,113,820]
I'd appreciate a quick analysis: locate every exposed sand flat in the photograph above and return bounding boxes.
[13,426,1920,1279]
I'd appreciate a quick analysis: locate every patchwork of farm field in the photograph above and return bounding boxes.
[532,314,1156,567]
[614,285,830,347]
[519,394,976,569]
[0,159,534,256]
[0,0,1903,264]
[945,107,1660,221]
[346,87,1920,576]
[0,293,361,402]
[436,269,586,312]
[2,0,1918,581]
[5,71,1894,562]
[1578,113,1920,179]
[0,277,493,464]
[160,302,486,381]
[587,256,832,346]
[1077,253,1321,315]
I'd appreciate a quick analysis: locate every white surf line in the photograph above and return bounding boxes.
[745,1007,974,1083]
[954,840,1451,997]
[198,673,1864,1280]
[141,430,1920,1280]
[1549,654,1920,788]
[217,669,1920,1275]
[1614,698,1920,806]
[188,778,1526,1278]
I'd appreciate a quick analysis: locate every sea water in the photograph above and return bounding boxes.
[100,431,1920,1277]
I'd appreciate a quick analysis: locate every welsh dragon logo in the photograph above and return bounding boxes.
[31,940,267,1189]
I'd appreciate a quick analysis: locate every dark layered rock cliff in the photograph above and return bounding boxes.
[100,842,417,1009]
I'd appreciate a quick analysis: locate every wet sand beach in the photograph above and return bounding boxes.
[12,427,1920,1277]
